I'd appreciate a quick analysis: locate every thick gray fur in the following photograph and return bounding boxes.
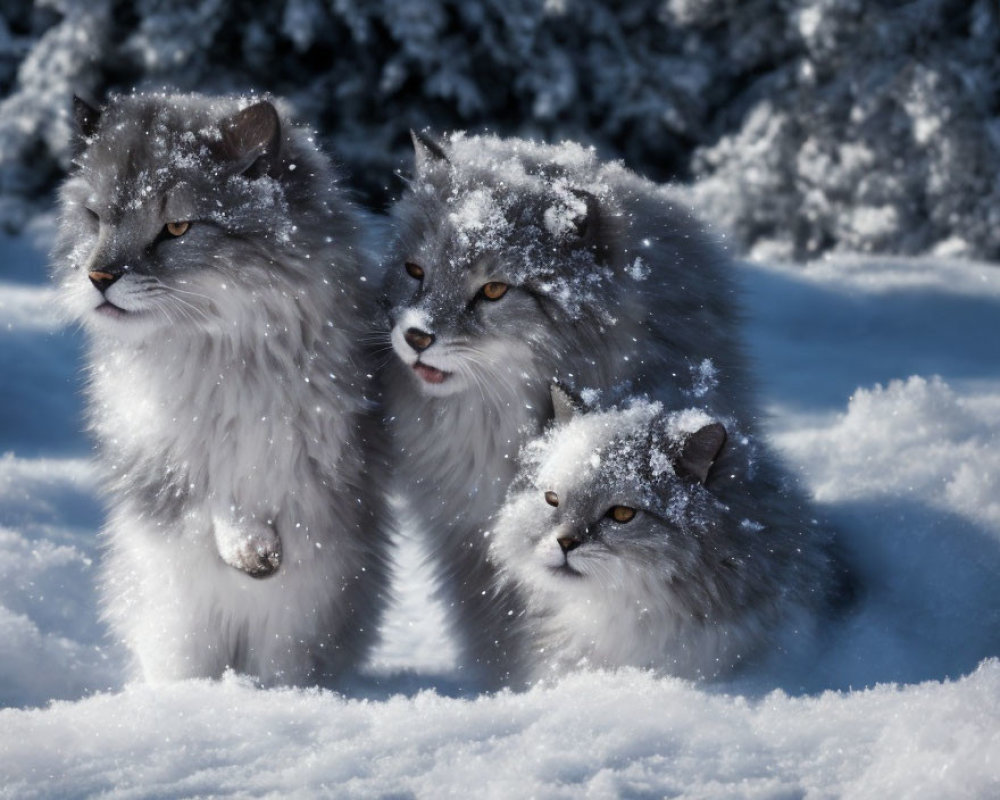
[489,399,841,685]
[381,134,763,689]
[53,92,391,687]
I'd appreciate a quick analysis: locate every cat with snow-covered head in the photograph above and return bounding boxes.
[382,133,756,687]
[54,92,390,687]
[489,387,840,685]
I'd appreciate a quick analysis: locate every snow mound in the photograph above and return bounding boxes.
[777,375,1000,528]
[1,664,997,799]
[2,236,999,795]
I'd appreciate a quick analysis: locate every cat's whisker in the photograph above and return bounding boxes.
[174,303,202,328]
[357,330,392,344]
[366,346,397,370]
[463,348,523,411]
[359,339,388,351]
[460,359,490,408]
[443,348,489,401]
[155,292,195,320]
[171,292,210,317]
[158,293,210,328]
[467,357,509,411]
[156,297,192,327]
[476,365,508,412]
[159,284,211,314]
[159,283,215,305]
[368,352,393,372]
[147,296,177,326]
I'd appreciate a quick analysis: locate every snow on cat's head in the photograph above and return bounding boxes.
[383,132,650,398]
[52,92,318,342]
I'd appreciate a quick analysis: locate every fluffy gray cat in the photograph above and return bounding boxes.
[53,92,390,686]
[489,389,841,685]
[382,133,759,687]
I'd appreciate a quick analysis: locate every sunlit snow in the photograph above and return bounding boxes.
[1,225,997,795]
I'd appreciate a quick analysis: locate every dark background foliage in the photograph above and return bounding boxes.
[1,0,998,260]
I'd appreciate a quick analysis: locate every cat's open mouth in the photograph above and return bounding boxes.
[95,300,131,319]
[412,362,450,384]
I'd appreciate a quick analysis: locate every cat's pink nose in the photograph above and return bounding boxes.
[404,327,435,352]
[557,535,581,554]
[88,270,120,292]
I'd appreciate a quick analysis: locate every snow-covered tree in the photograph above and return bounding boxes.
[1,0,998,262]
[691,0,1000,260]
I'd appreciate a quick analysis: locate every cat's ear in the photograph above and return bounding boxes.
[567,188,601,244]
[73,95,101,139]
[411,129,449,173]
[219,101,281,178]
[550,383,583,425]
[675,423,727,485]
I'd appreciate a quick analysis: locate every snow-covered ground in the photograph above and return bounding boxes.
[1,222,998,797]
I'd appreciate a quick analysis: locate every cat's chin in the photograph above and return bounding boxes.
[94,300,139,320]
[547,563,584,579]
[85,301,165,341]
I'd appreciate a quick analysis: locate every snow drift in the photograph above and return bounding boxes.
[1,224,998,795]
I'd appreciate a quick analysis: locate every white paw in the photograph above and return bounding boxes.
[212,516,282,578]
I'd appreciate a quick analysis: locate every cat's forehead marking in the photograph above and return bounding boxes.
[465,256,500,282]
[162,186,197,223]
[85,126,202,216]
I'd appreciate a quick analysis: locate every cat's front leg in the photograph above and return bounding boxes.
[212,514,282,578]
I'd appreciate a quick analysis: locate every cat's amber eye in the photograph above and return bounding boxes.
[481,281,509,301]
[405,262,425,280]
[607,505,637,524]
[165,221,190,237]
[544,491,559,507]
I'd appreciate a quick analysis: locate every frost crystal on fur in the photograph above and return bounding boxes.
[52,92,390,687]
[382,134,761,688]
[489,400,841,684]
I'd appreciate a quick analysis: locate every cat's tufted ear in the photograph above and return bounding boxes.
[675,423,727,485]
[567,188,601,244]
[73,95,101,140]
[411,129,449,173]
[219,101,281,178]
[550,383,583,425]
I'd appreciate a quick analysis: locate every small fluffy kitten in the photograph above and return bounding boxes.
[53,92,390,686]
[489,389,840,684]
[383,133,755,687]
